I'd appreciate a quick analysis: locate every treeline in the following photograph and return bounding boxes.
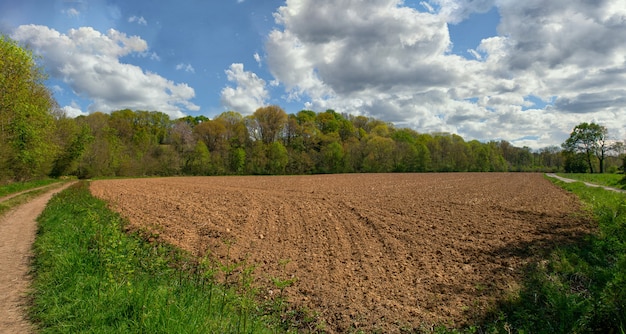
[16,106,571,180]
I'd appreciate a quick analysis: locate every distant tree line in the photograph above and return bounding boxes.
[1,35,624,183]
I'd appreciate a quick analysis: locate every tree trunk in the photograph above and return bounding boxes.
[586,152,594,173]
[599,154,604,173]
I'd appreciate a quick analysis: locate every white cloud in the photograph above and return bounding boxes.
[265,0,626,148]
[62,101,88,118]
[220,63,268,115]
[11,25,199,118]
[253,52,262,67]
[128,15,147,25]
[176,63,195,73]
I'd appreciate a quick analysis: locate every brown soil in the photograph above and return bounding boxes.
[90,173,591,332]
[0,182,75,334]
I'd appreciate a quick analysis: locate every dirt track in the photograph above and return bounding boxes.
[90,173,591,332]
[0,182,75,334]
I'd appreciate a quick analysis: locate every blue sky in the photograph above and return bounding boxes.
[2,0,625,149]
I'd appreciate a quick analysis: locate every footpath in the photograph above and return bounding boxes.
[545,173,626,194]
[0,182,75,334]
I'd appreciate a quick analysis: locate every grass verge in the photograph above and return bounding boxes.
[0,178,60,197]
[453,178,626,334]
[30,182,285,333]
[0,186,59,216]
[557,172,625,190]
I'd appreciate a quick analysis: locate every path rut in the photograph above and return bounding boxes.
[545,173,626,193]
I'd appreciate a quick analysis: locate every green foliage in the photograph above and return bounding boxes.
[267,142,288,175]
[51,122,94,177]
[229,147,246,175]
[252,105,288,144]
[52,107,572,178]
[562,122,609,173]
[563,151,589,173]
[0,35,57,181]
[363,136,395,172]
[320,141,345,173]
[31,182,279,333]
[187,141,211,175]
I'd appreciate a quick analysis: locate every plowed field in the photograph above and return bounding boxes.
[90,173,590,332]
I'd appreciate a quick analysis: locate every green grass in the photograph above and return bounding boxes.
[0,186,59,216]
[30,182,303,333]
[450,177,626,334]
[558,172,626,190]
[0,178,60,197]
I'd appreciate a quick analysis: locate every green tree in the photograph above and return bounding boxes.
[0,35,58,181]
[251,105,287,144]
[562,122,608,173]
[267,141,288,174]
[216,111,248,148]
[229,147,246,174]
[315,110,340,134]
[563,151,588,173]
[76,112,124,178]
[247,140,268,174]
[50,118,93,177]
[187,141,211,175]
[320,141,345,173]
[363,136,395,172]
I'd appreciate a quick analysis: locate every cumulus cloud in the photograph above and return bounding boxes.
[62,101,88,118]
[11,25,199,118]
[220,63,269,115]
[265,0,626,148]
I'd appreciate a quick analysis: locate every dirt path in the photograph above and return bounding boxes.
[0,182,75,334]
[545,173,626,193]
